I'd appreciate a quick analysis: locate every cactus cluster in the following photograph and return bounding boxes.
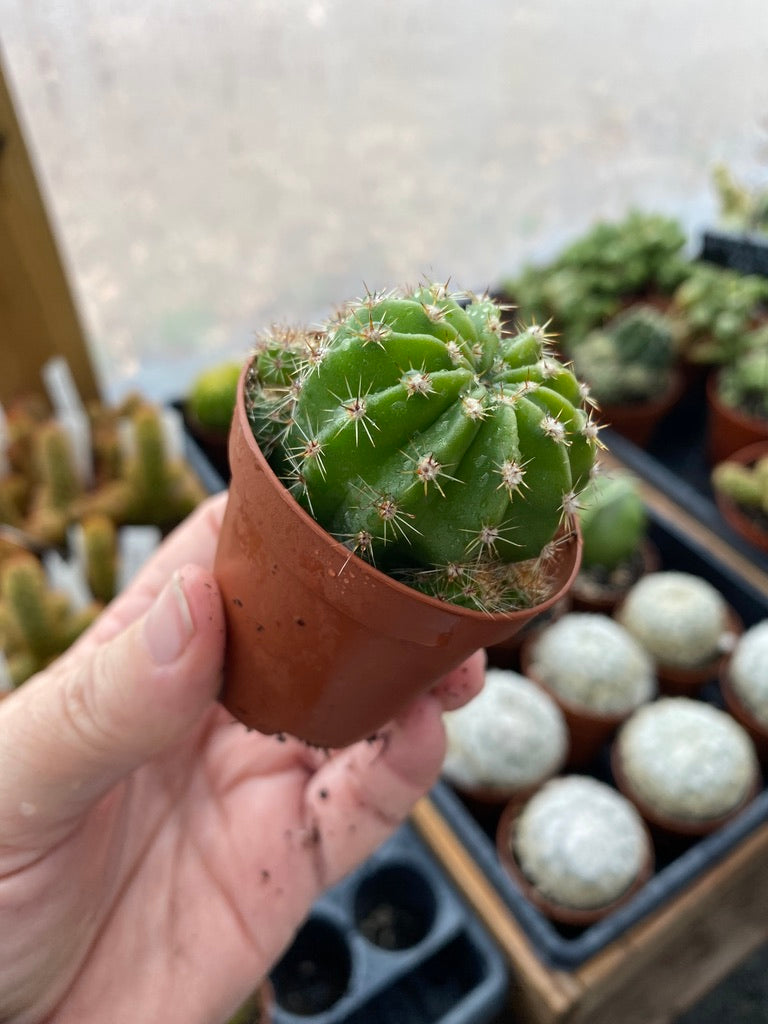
[712,163,768,236]
[570,304,678,406]
[671,263,768,366]
[507,211,689,346]
[0,552,99,688]
[244,283,600,612]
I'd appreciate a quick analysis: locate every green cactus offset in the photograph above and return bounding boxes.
[577,470,648,572]
[712,454,768,518]
[244,282,600,612]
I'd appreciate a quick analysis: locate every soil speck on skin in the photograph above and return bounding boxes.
[302,824,321,847]
[256,624,264,632]
[295,617,306,626]
[319,788,329,800]
[261,869,271,882]
[276,732,286,742]
[233,597,243,607]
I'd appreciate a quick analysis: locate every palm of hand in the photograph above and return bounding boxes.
[0,495,480,1024]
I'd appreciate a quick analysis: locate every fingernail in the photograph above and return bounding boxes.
[144,572,195,664]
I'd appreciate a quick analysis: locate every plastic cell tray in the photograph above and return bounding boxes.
[431,506,768,970]
[267,823,509,1024]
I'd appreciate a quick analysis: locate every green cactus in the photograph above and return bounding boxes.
[716,344,768,422]
[77,515,119,605]
[78,404,207,529]
[0,553,99,686]
[187,361,242,432]
[23,421,84,546]
[712,455,768,514]
[578,471,648,571]
[245,283,599,612]
[712,163,768,236]
[570,304,678,405]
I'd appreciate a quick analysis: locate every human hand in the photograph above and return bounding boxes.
[0,492,485,1024]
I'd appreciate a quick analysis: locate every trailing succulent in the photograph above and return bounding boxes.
[244,282,600,612]
[570,304,678,405]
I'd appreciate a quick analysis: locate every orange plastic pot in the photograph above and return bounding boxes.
[213,364,583,748]
[598,370,684,449]
[706,371,768,466]
[713,440,768,554]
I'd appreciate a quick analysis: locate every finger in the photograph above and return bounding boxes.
[430,648,486,712]
[65,493,228,658]
[302,693,447,889]
[0,564,225,852]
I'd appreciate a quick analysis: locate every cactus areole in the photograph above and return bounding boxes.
[214,284,594,746]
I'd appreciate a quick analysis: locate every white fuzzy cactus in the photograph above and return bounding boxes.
[616,571,734,669]
[527,612,656,714]
[616,698,758,821]
[442,668,567,796]
[513,776,649,910]
[728,620,768,726]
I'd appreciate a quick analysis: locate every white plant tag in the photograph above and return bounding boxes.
[57,411,94,487]
[43,549,92,611]
[42,357,86,418]
[0,651,13,695]
[117,526,162,592]
[0,403,9,478]
[161,407,185,462]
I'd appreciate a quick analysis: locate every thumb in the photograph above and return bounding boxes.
[0,565,225,843]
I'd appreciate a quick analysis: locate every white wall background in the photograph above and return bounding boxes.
[2,1,768,401]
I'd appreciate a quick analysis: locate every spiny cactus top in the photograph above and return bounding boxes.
[245,283,599,607]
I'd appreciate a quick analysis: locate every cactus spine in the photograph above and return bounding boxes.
[245,283,599,611]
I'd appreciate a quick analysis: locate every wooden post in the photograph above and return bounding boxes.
[0,48,99,407]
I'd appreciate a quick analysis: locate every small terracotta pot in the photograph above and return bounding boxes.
[720,660,768,767]
[598,369,684,449]
[214,364,583,748]
[570,539,662,616]
[712,440,768,554]
[706,371,768,467]
[495,798,654,927]
[518,645,631,768]
[611,742,761,839]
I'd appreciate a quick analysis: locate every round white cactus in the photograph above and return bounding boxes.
[513,776,649,911]
[442,669,568,796]
[616,697,758,821]
[527,612,656,714]
[728,620,768,727]
[616,571,733,669]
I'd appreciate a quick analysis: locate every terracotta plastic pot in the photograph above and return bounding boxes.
[720,660,768,767]
[712,440,768,554]
[495,797,654,928]
[706,371,768,467]
[610,742,761,840]
[598,369,684,449]
[213,364,583,748]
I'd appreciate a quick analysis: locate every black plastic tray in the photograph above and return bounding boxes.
[431,506,768,970]
[700,229,768,278]
[268,823,508,1024]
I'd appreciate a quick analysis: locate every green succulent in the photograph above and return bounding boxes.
[717,343,768,423]
[506,211,689,346]
[672,263,768,365]
[187,361,242,432]
[712,456,768,514]
[244,283,599,612]
[578,471,648,571]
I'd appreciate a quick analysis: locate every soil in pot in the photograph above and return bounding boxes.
[598,370,684,449]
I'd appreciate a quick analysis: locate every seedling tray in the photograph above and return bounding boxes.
[268,822,508,1024]
[430,505,768,970]
[700,229,768,279]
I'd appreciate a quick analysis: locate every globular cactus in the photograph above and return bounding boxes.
[727,620,768,727]
[187,361,242,432]
[616,571,733,669]
[0,553,99,687]
[716,344,768,423]
[245,283,599,612]
[570,304,677,405]
[578,470,648,571]
[712,455,768,515]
